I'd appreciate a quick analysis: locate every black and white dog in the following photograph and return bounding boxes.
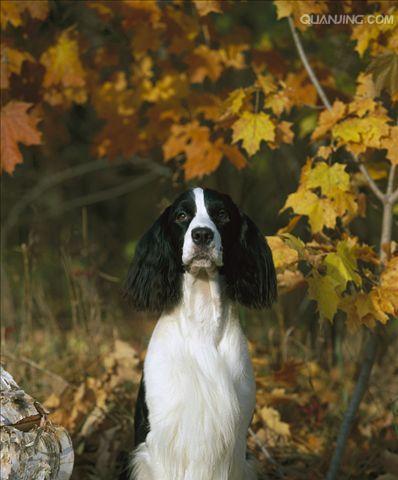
[125,187,277,480]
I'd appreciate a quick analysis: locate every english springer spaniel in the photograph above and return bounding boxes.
[125,187,277,480]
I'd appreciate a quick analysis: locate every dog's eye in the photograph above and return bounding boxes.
[176,212,188,222]
[217,209,229,221]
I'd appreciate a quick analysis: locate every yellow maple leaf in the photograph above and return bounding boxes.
[332,115,390,149]
[283,190,337,233]
[256,74,277,95]
[264,90,291,116]
[40,29,87,105]
[352,23,381,57]
[381,126,398,165]
[41,30,85,88]
[324,239,362,290]
[267,236,299,270]
[274,1,328,31]
[308,273,340,320]
[220,88,247,119]
[312,101,346,140]
[260,406,291,437]
[232,111,275,156]
[355,73,377,99]
[305,161,350,196]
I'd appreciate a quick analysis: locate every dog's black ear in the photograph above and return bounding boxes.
[223,213,277,309]
[124,207,182,312]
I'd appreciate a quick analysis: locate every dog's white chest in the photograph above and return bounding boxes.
[134,273,256,480]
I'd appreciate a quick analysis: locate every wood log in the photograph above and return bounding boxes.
[0,366,74,480]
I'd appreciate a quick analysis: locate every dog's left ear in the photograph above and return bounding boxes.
[224,212,277,309]
[124,206,183,312]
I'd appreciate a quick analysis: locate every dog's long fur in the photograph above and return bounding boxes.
[125,188,277,480]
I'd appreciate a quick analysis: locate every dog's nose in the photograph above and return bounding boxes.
[191,227,214,246]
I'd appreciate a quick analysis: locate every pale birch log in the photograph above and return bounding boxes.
[0,366,74,480]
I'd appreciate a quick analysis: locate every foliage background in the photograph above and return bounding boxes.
[1,1,397,479]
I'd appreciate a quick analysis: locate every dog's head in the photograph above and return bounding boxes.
[124,187,277,312]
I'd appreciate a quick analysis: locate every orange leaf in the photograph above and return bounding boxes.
[186,45,223,83]
[193,0,222,16]
[220,144,246,170]
[1,102,42,174]
[40,29,87,105]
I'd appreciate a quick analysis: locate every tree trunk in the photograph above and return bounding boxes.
[0,367,74,480]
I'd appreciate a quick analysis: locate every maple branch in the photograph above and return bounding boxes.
[248,427,285,478]
[392,188,398,204]
[1,157,169,242]
[288,16,385,203]
[352,155,385,203]
[288,17,332,111]
[46,170,164,216]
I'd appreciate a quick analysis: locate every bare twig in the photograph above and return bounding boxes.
[288,17,332,110]
[2,349,70,388]
[248,427,285,478]
[46,171,164,217]
[352,155,385,203]
[1,156,170,241]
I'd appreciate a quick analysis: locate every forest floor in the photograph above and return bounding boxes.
[1,317,397,480]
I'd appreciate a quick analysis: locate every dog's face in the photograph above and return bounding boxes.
[125,187,277,312]
[168,188,240,272]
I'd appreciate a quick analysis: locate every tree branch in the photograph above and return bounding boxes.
[352,156,385,203]
[288,17,332,111]
[325,331,378,480]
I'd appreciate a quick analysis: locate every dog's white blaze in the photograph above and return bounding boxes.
[182,187,223,267]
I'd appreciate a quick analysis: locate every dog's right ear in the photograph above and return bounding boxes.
[124,206,183,312]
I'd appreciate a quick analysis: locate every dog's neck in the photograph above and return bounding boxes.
[173,269,233,344]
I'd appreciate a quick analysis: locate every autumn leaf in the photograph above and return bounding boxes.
[312,101,346,140]
[1,0,49,28]
[324,239,362,290]
[332,115,390,150]
[220,88,247,119]
[1,46,34,89]
[193,0,222,16]
[274,1,328,31]
[232,111,275,156]
[260,406,291,437]
[1,102,42,174]
[40,29,87,105]
[283,190,337,233]
[368,53,398,97]
[163,122,224,179]
[186,45,223,83]
[305,162,350,197]
[219,143,246,170]
[267,236,299,270]
[308,273,340,320]
[219,43,248,70]
[382,126,398,165]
